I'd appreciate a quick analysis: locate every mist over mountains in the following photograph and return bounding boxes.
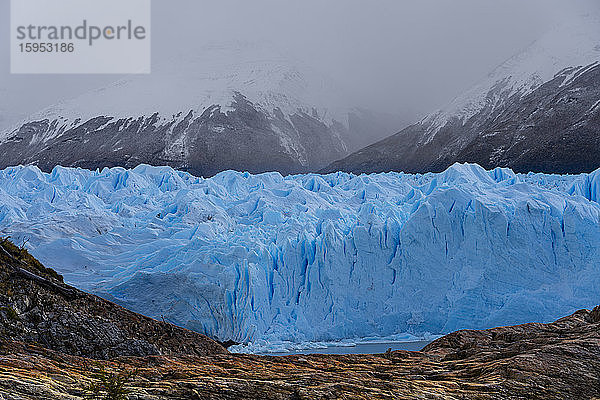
[0,43,403,176]
[325,15,600,175]
[1,7,598,177]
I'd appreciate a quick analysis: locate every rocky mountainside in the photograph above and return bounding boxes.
[0,238,225,359]
[0,43,399,177]
[325,17,600,175]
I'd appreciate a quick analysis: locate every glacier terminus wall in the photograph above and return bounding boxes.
[1,163,599,344]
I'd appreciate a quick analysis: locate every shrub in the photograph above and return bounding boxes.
[0,307,18,321]
[85,364,137,400]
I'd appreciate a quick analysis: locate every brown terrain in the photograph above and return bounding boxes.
[1,238,599,399]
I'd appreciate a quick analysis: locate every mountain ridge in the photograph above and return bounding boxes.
[323,16,600,175]
[0,42,401,177]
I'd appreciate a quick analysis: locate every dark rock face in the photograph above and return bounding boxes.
[0,239,226,359]
[324,62,600,175]
[0,93,349,177]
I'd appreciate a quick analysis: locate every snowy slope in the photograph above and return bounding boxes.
[3,42,349,138]
[421,15,600,140]
[325,14,600,175]
[0,42,401,176]
[1,163,600,344]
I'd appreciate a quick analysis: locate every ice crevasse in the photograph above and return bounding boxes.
[0,162,599,343]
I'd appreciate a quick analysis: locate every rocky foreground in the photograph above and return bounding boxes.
[1,240,599,399]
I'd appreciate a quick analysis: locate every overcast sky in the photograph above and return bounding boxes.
[0,0,597,130]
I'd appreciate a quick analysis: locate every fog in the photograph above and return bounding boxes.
[0,0,597,130]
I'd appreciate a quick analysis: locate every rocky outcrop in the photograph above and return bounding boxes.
[0,307,599,399]
[0,239,225,359]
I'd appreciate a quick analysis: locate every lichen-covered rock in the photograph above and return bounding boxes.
[2,306,600,399]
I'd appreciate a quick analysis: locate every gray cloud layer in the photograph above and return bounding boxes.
[0,0,597,131]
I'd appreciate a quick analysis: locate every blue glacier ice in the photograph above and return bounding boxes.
[1,163,600,345]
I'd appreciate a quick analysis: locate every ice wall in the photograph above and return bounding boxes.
[1,163,599,342]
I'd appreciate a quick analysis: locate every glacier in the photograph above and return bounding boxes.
[0,163,600,344]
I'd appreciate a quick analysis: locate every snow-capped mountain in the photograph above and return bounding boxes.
[325,15,600,175]
[0,42,396,176]
[1,163,600,345]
